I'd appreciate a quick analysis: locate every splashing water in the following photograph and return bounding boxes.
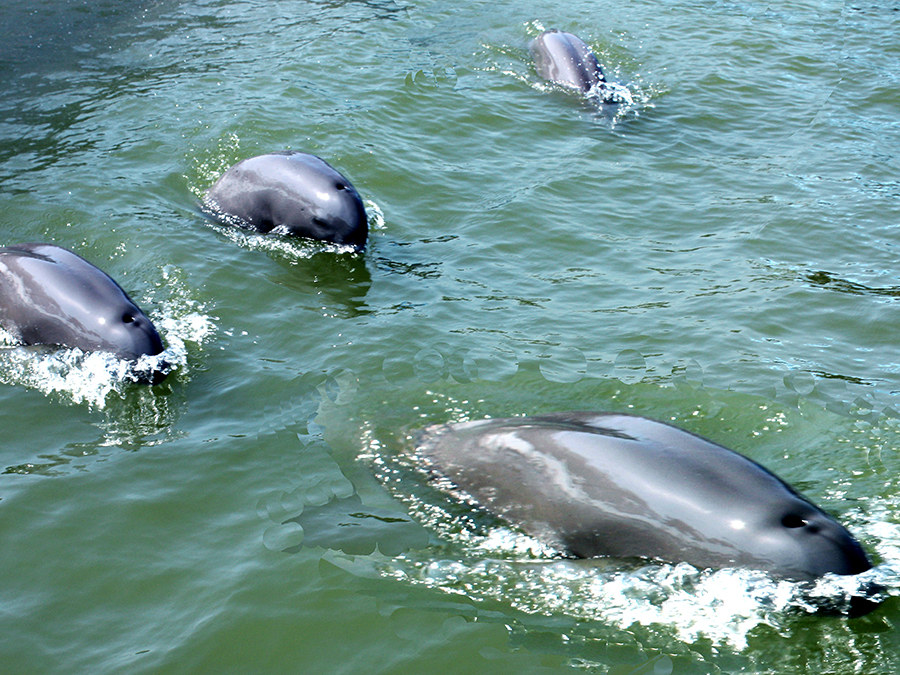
[368,518,890,650]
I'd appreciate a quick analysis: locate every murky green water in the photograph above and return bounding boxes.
[2,0,900,672]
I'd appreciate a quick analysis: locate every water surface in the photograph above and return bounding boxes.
[2,0,900,673]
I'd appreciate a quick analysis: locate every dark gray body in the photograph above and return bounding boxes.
[0,244,166,380]
[203,151,368,251]
[529,29,606,93]
[417,412,872,580]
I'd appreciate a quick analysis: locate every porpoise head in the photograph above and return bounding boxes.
[546,413,874,581]
[718,489,871,579]
[0,244,168,383]
[204,151,368,250]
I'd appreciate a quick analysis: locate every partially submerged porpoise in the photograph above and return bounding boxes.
[529,29,633,104]
[203,151,368,250]
[416,412,872,581]
[0,243,167,383]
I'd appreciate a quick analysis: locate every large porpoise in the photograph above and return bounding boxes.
[529,29,633,104]
[415,412,872,581]
[0,243,167,383]
[203,151,368,251]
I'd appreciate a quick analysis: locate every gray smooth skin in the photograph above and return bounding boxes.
[529,29,606,93]
[0,243,166,381]
[416,412,872,581]
[203,151,368,251]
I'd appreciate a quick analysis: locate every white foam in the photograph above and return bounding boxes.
[385,548,887,649]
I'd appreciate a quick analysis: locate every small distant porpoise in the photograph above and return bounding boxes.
[529,29,632,104]
[0,243,167,383]
[203,151,368,251]
[416,412,872,581]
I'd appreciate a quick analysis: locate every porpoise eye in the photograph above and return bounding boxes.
[335,182,347,191]
[122,313,135,324]
[781,514,808,528]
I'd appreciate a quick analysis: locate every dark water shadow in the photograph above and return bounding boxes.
[806,270,900,299]
[266,249,373,319]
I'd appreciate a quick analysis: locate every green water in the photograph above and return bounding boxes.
[2,0,900,672]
